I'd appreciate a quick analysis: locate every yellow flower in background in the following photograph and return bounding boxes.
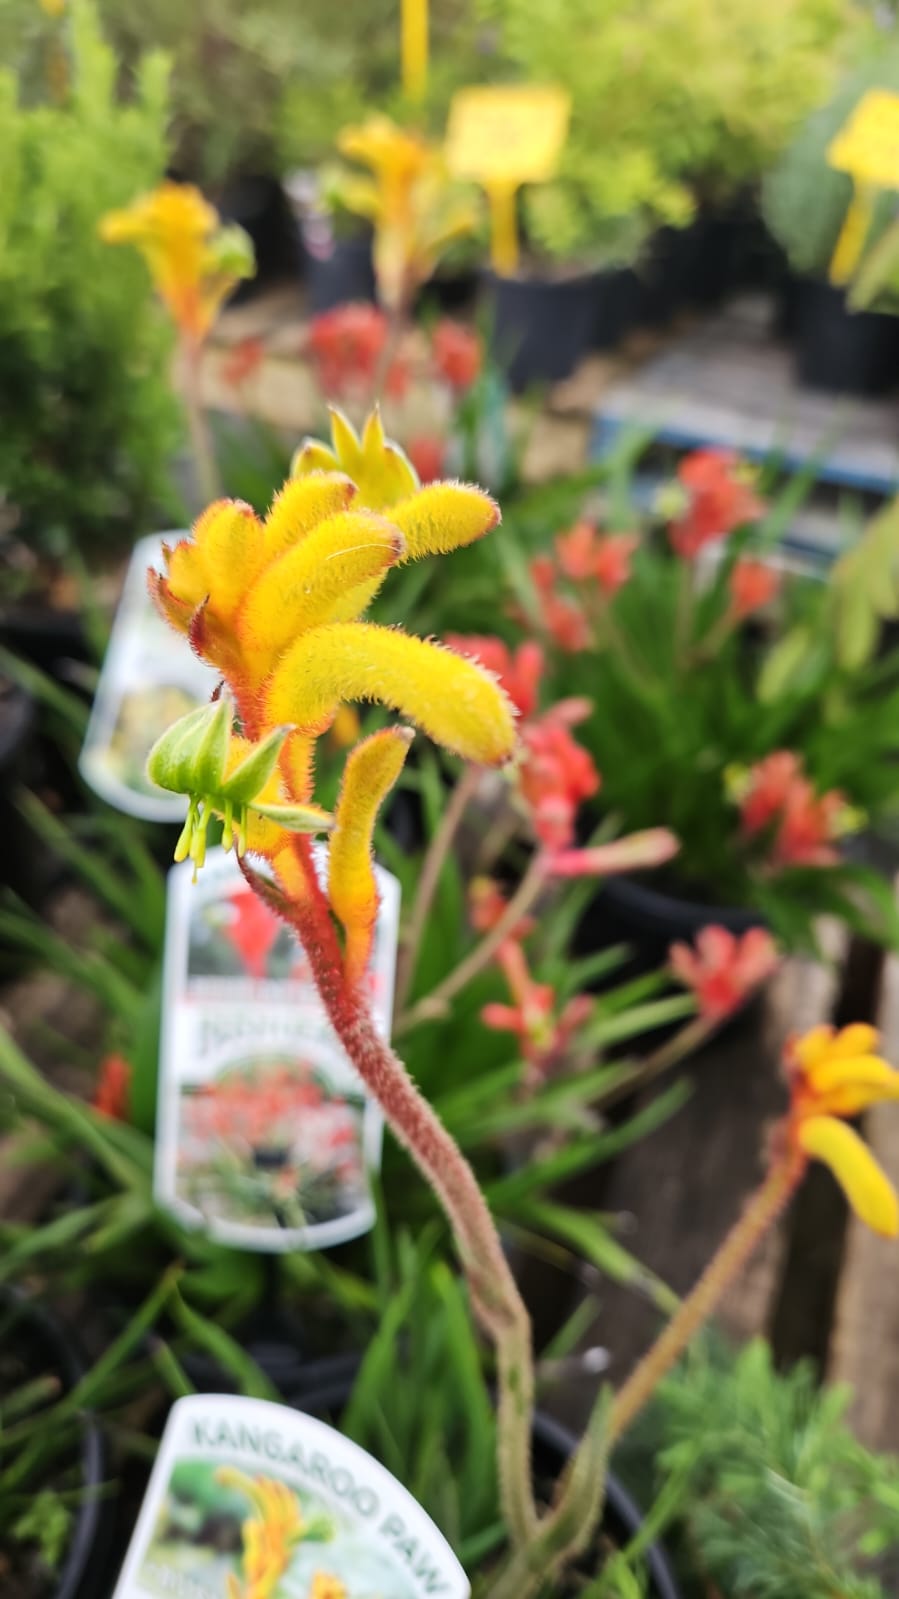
[785,1024,899,1236]
[100,181,254,345]
[331,115,478,310]
[147,409,515,983]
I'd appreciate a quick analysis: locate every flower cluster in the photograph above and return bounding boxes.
[472,879,593,1084]
[147,407,515,986]
[735,751,856,870]
[100,181,254,348]
[307,303,409,402]
[186,1064,327,1150]
[665,448,765,560]
[669,925,780,1021]
[446,634,677,877]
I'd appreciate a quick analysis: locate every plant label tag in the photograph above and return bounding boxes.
[155,845,400,1252]
[445,84,570,188]
[80,534,218,821]
[111,1393,471,1599]
[828,88,899,189]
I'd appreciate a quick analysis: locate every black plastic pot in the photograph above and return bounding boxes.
[0,1291,106,1599]
[592,267,644,350]
[290,1367,680,1598]
[303,229,376,315]
[0,675,40,905]
[577,870,765,979]
[0,603,89,681]
[217,174,298,298]
[483,267,601,391]
[795,277,899,396]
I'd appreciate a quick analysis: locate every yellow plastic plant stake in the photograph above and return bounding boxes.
[446,85,570,277]
[401,0,428,103]
[827,90,899,285]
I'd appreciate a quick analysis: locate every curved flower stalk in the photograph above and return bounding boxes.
[147,415,544,1544]
[101,181,254,500]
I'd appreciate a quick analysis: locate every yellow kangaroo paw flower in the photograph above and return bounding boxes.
[165,538,211,611]
[147,566,195,635]
[239,511,405,671]
[329,727,413,984]
[391,482,500,561]
[798,1115,899,1237]
[266,622,517,765]
[806,1055,899,1118]
[262,472,358,562]
[290,440,340,480]
[191,500,265,620]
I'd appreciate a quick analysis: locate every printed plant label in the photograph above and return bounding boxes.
[80,533,218,821]
[111,1394,471,1599]
[155,846,400,1252]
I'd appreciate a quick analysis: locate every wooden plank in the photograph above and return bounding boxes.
[830,946,899,1450]
[545,926,845,1436]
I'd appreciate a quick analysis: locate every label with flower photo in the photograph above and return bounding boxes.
[111,1394,471,1599]
[155,846,400,1252]
[80,533,218,821]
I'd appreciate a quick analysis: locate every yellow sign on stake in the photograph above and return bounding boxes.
[827,89,899,285]
[446,85,571,276]
[828,88,899,189]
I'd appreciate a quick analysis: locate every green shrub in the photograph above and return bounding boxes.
[0,0,179,570]
[480,0,865,266]
[656,1339,899,1599]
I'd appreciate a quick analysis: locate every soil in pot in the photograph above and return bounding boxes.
[795,277,899,396]
[482,265,600,391]
[0,1293,106,1599]
[290,1367,680,1598]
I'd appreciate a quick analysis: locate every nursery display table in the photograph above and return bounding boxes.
[591,296,899,565]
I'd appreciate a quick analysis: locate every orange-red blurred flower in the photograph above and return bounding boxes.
[307,303,409,399]
[482,936,593,1081]
[94,1054,131,1121]
[729,558,780,619]
[406,434,446,483]
[738,751,850,869]
[529,554,590,652]
[469,877,537,938]
[669,925,779,1020]
[221,336,265,391]
[519,703,600,852]
[775,783,848,869]
[433,319,481,390]
[446,636,544,720]
[555,522,638,597]
[668,449,764,559]
[222,887,282,980]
